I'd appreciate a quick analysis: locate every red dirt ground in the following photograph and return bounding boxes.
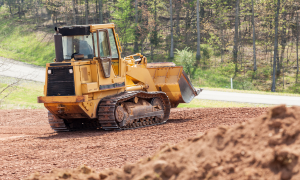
[0,107,267,180]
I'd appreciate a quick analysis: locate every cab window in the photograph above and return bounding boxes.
[108,29,119,59]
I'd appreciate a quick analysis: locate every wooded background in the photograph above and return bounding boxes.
[0,0,299,93]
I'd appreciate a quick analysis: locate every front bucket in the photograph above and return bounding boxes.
[147,63,202,108]
[178,71,201,103]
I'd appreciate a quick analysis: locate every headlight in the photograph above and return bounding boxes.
[69,69,73,74]
[48,69,52,74]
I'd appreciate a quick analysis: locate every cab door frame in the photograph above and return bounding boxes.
[95,29,112,78]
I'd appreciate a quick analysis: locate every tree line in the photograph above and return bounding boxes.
[0,0,299,92]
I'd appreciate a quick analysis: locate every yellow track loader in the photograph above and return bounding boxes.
[37,23,202,131]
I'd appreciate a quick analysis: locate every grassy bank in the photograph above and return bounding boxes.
[0,77,44,109]
[0,6,54,67]
[192,62,300,94]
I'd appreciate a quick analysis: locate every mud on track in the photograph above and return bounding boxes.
[0,107,267,180]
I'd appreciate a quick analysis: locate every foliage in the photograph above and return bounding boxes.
[288,84,300,94]
[194,64,235,89]
[111,0,135,54]
[0,0,299,94]
[175,47,195,77]
[0,7,54,66]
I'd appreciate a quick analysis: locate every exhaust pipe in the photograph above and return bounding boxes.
[54,27,64,62]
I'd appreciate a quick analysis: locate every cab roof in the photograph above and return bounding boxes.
[58,23,115,36]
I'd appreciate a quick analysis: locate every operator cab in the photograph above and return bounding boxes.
[54,24,121,77]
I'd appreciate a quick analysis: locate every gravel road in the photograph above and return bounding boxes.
[196,90,300,106]
[0,57,45,82]
[0,107,267,180]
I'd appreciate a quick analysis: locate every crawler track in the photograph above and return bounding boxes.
[98,91,171,130]
[48,112,69,132]
[48,112,100,132]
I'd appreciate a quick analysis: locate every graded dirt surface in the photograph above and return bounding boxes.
[0,107,267,180]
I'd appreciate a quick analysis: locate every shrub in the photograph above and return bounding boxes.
[175,47,195,77]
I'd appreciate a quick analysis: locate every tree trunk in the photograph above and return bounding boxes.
[170,0,174,58]
[185,3,190,45]
[141,42,143,55]
[9,1,12,15]
[85,0,88,24]
[221,29,224,63]
[18,0,21,19]
[233,0,240,75]
[297,12,299,83]
[134,0,138,53]
[151,45,154,61]
[99,0,103,24]
[278,12,287,76]
[106,3,110,23]
[155,0,157,45]
[196,0,200,61]
[175,0,180,35]
[271,0,280,92]
[96,0,98,13]
[35,2,39,25]
[72,0,77,25]
[251,0,257,71]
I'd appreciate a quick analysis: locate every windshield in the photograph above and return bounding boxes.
[62,35,94,60]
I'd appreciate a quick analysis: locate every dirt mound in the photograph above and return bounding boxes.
[25,105,300,180]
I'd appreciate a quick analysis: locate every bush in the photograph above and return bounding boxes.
[175,47,195,77]
[288,83,300,94]
[233,77,255,90]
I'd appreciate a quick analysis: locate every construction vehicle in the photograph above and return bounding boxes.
[37,23,202,131]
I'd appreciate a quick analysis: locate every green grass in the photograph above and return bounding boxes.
[191,62,300,95]
[0,6,55,67]
[0,78,44,109]
[177,99,270,108]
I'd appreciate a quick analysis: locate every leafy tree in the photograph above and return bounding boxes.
[111,0,135,56]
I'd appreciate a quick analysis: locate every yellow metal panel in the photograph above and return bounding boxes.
[90,62,99,82]
[156,68,169,77]
[45,102,89,119]
[80,65,92,83]
[93,89,120,100]
[37,95,88,103]
[126,65,157,92]
[147,62,176,67]
[112,61,119,75]
[97,63,116,84]
[82,82,99,94]
[147,68,156,79]
[113,77,125,83]
[120,58,126,78]
[79,99,101,118]
[90,24,115,32]
[167,67,182,75]
[154,77,166,84]
[73,65,82,96]
[166,75,180,84]
[160,84,182,105]
[126,76,135,86]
